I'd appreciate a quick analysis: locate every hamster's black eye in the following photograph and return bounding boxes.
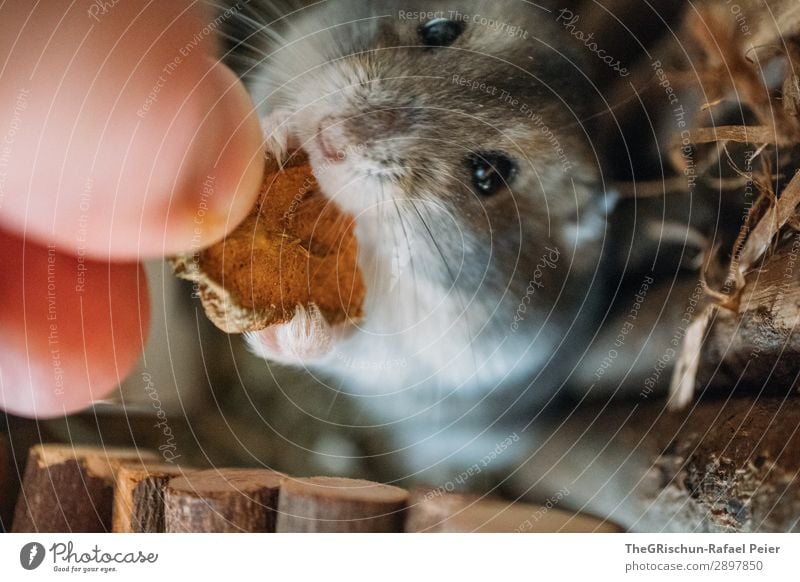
[419,18,464,47]
[468,152,516,196]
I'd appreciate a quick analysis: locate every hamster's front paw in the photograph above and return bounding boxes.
[246,304,344,365]
[261,109,297,165]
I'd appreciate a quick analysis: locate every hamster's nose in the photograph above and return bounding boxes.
[316,118,349,163]
[315,109,404,162]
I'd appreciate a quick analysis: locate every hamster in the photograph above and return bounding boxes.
[216,0,617,476]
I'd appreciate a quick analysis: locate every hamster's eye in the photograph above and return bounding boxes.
[419,18,465,47]
[468,152,516,196]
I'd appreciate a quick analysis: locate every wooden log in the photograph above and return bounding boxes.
[550,234,800,531]
[511,395,800,532]
[0,432,14,531]
[577,237,800,401]
[12,444,158,532]
[112,461,185,533]
[699,238,800,392]
[164,468,283,532]
[276,476,408,532]
[406,489,623,533]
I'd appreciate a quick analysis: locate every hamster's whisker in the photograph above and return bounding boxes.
[214,29,262,55]
[390,194,419,322]
[370,172,387,298]
[221,1,294,48]
[408,199,480,380]
[556,82,653,133]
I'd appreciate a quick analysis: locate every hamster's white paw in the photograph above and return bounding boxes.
[261,110,296,165]
[246,304,336,365]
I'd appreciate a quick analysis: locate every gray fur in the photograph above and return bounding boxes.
[217,0,615,476]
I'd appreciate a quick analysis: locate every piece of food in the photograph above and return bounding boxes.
[172,152,365,333]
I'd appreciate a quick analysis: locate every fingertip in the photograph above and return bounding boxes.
[0,229,150,418]
[0,1,264,260]
[159,59,265,256]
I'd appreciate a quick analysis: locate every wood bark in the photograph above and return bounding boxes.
[0,433,14,531]
[12,444,157,532]
[112,461,185,533]
[512,394,800,532]
[700,238,800,391]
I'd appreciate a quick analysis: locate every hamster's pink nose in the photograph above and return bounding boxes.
[316,119,349,163]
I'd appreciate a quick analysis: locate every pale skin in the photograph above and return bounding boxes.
[0,0,265,417]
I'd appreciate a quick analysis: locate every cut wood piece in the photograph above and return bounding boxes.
[405,490,622,532]
[112,461,185,533]
[0,433,14,531]
[576,238,800,401]
[277,476,408,532]
[12,444,158,532]
[699,238,800,391]
[511,395,800,532]
[164,468,283,532]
